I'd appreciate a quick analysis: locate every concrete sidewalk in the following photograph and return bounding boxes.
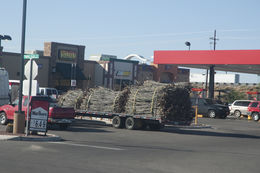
[0,133,63,141]
[0,125,63,141]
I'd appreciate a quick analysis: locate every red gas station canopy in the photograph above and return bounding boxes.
[154,50,260,74]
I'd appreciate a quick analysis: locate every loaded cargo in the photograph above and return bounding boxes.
[59,81,194,130]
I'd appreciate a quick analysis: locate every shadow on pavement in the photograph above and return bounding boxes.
[162,127,260,139]
[49,119,112,133]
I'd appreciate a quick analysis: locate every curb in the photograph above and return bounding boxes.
[165,124,212,129]
[0,133,63,142]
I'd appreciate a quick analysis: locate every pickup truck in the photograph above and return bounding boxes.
[0,96,75,129]
[247,101,260,121]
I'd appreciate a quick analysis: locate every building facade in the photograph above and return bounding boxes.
[90,54,139,90]
[0,42,96,91]
[0,42,190,91]
[152,64,178,83]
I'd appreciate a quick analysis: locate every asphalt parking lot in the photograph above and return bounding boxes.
[0,116,259,173]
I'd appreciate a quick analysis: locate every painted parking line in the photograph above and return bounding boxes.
[48,141,125,151]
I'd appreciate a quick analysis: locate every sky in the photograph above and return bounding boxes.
[1,0,260,83]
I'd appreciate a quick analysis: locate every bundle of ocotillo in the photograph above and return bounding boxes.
[58,89,85,109]
[124,81,193,124]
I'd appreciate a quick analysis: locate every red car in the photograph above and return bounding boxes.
[0,96,75,129]
[247,101,260,121]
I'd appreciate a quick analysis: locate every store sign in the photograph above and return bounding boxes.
[116,71,131,77]
[29,100,49,133]
[59,50,77,60]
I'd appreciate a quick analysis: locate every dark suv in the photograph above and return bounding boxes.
[190,98,230,118]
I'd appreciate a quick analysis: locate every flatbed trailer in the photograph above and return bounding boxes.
[75,110,164,130]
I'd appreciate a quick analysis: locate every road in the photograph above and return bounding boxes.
[0,118,259,173]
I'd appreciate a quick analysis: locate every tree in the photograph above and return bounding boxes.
[222,89,247,103]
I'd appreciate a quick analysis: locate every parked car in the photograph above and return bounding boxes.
[229,100,252,117]
[247,101,260,121]
[190,98,230,118]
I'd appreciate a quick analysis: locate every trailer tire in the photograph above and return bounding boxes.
[125,117,143,130]
[112,116,125,128]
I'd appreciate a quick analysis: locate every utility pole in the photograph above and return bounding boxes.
[211,30,219,51]
[208,30,219,99]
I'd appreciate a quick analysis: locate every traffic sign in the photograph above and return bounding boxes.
[25,60,38,80]
[24,54,39,59]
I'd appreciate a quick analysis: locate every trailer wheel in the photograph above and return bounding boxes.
[125,117,143,130]
[112,116,125,128]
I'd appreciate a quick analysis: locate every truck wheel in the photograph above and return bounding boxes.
[112,116,124,128]
[208,110,216,118]
[0,112,8,125]
[125,117,143,130]
[252,112,259,121]
[234,110,241,118]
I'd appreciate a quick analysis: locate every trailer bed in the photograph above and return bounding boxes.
[75,110,164,130]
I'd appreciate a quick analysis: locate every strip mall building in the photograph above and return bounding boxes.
[0,42,189,91]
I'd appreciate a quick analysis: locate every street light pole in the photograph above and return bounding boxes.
[185,41,191,50]
[18,0,27,113]
[13,0,27,135]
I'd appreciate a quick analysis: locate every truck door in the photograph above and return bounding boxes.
[10,97,29,118]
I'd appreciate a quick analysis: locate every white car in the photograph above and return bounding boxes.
[229,100,253,117]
